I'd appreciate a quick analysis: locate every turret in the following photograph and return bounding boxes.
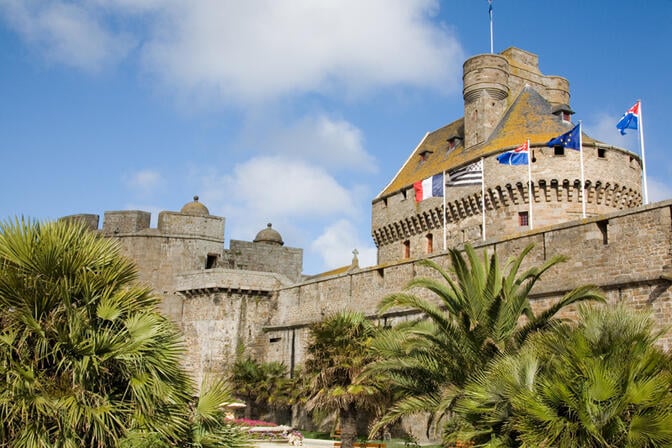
[462,53,510,148]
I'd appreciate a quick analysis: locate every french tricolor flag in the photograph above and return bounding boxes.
[413,173,444,202]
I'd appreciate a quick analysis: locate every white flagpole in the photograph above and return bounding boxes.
[638,100,649,205]
[527,140,533,229]
[442,171,447,251]
[579,121,586,218]
[481,157,486,240]
[489,1,494,54]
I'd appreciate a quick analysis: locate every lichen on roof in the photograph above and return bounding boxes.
[376,86,601,199]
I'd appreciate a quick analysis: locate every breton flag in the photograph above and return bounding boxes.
[616,101,640,135]
[413,173,444,202]
[546,124,581,150]
[497,141,529,165]
[447,160,483,186]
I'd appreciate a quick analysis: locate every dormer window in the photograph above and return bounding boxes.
[552,104,575,124]
[418,150,433,163]
[447,136,462,152]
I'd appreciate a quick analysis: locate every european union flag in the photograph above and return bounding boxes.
[546,124,580,150]
[616,101,640,135]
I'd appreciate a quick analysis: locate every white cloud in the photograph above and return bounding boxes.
[1,1,463,101]
[251,114,377,172]
[123,169,164,197]
[0,0,135,72]
[212,156,355,217]
[142,0,463,103]
[311,219,377,270]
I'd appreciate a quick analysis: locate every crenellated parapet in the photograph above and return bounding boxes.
[373,143,642,263]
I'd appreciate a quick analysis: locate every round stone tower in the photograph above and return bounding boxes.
[463,53,510,148]
[543,76,571,107]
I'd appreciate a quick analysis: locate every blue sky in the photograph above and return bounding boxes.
[1,1,670,275]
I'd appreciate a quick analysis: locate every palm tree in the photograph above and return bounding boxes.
[230,356,292,421]
[453,305,672,447]
[122,378,252,448]
[186,378,252,448]
[367,244,604,436]
[303,311,385,448]
[0,218,194,446]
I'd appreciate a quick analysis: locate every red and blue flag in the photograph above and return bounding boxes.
[413,173,443,202]
[497,141,529,165]
[616,101,640,135]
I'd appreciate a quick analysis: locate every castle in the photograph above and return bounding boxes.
[63,48,670,391]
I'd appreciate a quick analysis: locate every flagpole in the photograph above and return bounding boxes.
[579,121,586,218]
[481,157,486,240]
[442,171,447,251]
[489,0,494,54]
[527,140,533,229]
[638,100,649,204]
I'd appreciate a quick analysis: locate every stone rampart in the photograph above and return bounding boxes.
[266,201,672,370]
[226,240,303,283]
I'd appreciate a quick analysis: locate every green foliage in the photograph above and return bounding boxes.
[230,356,292,420]
[367,243,604,436]
[304,311,387,448]
[0,218,252,448]
[452,305,672,447]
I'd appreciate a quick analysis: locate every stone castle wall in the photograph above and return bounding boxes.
[61,209,225,320]
[225,240,303,283]
[372,143,642,264]
[61,197,672,392]
[263,201,672,373]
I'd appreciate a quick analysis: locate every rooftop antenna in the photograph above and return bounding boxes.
[489,0,494,53]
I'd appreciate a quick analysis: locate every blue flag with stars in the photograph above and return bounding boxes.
[546,124,580,150]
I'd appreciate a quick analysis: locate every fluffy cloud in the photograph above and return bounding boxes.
[210,156,355,218]
[248,114,377,172]
[0,0,135,72]
[311,219,377,270]
[142,0,463,103]
[1,0,463,102]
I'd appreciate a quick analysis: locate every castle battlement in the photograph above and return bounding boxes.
[373,49,641,265]
[57,47,663,397]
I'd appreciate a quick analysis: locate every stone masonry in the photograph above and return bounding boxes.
[59,48,665,395]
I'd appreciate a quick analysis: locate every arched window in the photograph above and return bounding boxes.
[403,240,410,259]
[426,233,434,254]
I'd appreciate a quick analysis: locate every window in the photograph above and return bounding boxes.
[205,254,218,269]
[597,147,606,158]
[597,220,608,245]
[561,111,571,122]
[418,150,433,163]
[554,146,565,156]
[403,240,411,259]
[518,211,529,227]
[426,233,434,254]
[447,136,461,152]
[269,337,282,343]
